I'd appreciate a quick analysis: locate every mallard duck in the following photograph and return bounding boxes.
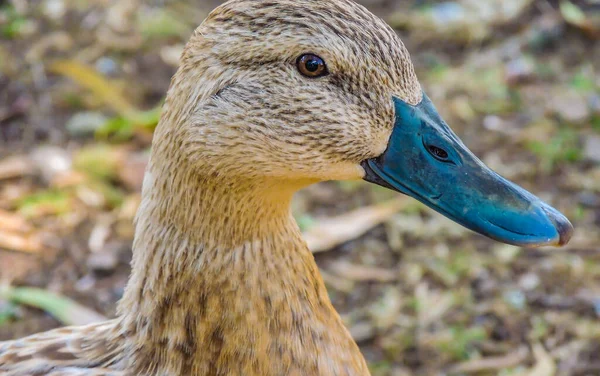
[0,0,573,375]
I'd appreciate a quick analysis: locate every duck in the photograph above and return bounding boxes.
[0,0,573,375]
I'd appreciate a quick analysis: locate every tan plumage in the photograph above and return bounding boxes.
[0,0,422,374]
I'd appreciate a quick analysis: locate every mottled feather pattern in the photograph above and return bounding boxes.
[0,0,421,374]
[0,321,124,375]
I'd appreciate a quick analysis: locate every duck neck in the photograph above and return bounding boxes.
[115,160,367,374]
[117,160,308,324]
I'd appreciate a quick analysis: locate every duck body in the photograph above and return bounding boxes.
[1,210,368,375]
[0,0,572,375]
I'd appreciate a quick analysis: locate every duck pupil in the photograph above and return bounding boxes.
[306,59,320,72]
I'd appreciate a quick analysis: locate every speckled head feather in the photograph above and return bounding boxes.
[158,0,421,183]
[0,1,424,375]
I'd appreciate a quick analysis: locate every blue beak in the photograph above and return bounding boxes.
[362,93,573,247]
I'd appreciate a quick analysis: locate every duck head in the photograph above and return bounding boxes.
[160,0,572,247]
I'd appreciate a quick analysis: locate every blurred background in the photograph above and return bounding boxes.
[0,0,599,375]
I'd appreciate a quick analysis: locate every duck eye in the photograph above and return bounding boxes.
[297,54,328,78]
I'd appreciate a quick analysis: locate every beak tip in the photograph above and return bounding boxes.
[542,205,574,247]
[555,217,574,247]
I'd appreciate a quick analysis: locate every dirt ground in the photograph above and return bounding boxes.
[0,0,599,375]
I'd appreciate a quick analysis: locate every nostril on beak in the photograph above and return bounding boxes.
[426,144,449,161]
[542,205,574,246]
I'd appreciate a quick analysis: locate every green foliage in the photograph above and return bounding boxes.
[0,5,27,39]
[472,68,517,115]
[436,326,487,360]
[534,62,557,80]
[529,316,550,341]
[0,301,19,327]
[96,107,162,141]
[73,144,122,180]
[337,180,365,193]
[499,367,529,376]
[17,190,71,218]
[139,10,191,39]
[62,92,87,110]
[592,115,600,132]
[527,128,582,172]
[427,250,477,286]
[368,360,393,376]
[0,286,104,326]
[0,287,74,325]
[369,184,401,204]
[570,71,597,93]
[573,205,586,222]
[295,214,316,232]
[87,179,125,208]
[424,62,451,82]
[97,117,137,141]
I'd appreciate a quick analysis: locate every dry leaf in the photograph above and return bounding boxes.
[0,253,40,284]
[516,343,556,376]
[0,209,32,233]
[348,321,376,342]
[0,230,43,253]
[329,260,397,282]
[415,282,456,327]
[49,60,138,118]
[449,346,529,373]
[319,269,355,293]
[560,1,600,38]
[0,155,35,180]
[305,198,408,253]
